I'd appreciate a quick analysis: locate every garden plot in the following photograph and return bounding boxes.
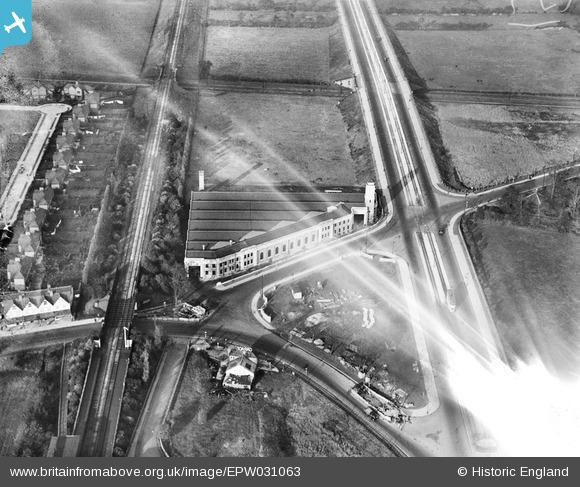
[0,0,160,80]
[436,103,580,187]
[31,102,129,289]
[190,92,359,190]
[266,256,426,407]
[205,26,331,83]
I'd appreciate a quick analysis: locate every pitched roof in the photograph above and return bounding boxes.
[186,191,364,259]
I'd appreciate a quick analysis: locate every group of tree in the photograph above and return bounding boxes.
[140,117,193,303]
[84,130,142,299]
[497,171,580,233]
[113,329,166,457]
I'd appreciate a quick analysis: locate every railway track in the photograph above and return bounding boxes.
[75,0,188,456]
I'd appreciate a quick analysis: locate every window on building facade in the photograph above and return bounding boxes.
[283,244,286,252]
[268,249,272,258]
[260,252,264,260]
[275,247,279,255]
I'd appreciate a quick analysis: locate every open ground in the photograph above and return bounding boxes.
[167,352,391,457]
[0,110,40,194]
[0,347,61,456]
[463,218,580,379]
[376,0,572,14]
[0,0,160,80]
[189,91,371,192]
[435,103,580,187]
[205,25,346,84]
[266,256,426,407]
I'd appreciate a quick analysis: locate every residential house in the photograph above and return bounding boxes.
[23,209,40,233]
[63,82,83,100]
[222,346,258,390]
[33,187,53,210]
[72,104,90,122]
[52,150,72,170]
[0,285,74,323]
[45,168,67,190]
[56,135,71,152]
[86,92,101,114]
[6,258,26,291]
[62,118,80,136]
[17,233,35,258]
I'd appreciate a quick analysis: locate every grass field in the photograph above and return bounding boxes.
[435,103,580,187]
[266,256,425,407]
[463,217,580,378]
[205,26,332,83]
[0,0,160,80]
[210,0,335,9]
[190,92,363,191]
[393,22,580,93]
[377,0,566,13]
[168,353,392,457]
[0,110,40,194]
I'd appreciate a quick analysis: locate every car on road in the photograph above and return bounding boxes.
[0,225,14,251]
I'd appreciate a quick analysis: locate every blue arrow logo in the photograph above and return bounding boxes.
[0,0,32,56]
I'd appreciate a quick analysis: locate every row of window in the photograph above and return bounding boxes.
[199,216,354,278]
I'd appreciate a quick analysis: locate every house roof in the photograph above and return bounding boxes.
[1,286,74,314]
[33,187,54,207]
[7,259,21,275]
[185,191,364,259]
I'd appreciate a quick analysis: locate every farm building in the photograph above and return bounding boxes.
[184,184,377,281]
[0,285,74,324]
[223,347,258,390]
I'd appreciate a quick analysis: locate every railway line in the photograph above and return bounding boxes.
[74,0,188,456]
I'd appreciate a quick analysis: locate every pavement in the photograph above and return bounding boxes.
[128,339,189,457]
[0,103,70,225]
[0,316,103,338]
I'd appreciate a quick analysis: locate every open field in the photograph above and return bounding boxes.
[462,217,580,378]
[0,110,40,194]
[210,0,335,9]
[168,352,391,457]
[189,92,365,191]
[0,347,61,456]
[205,26,341,83]
[0,0,160,80]
[391,18,580,93]
[208,9,337,27]
[266,256,425,406]
[435,103,580,187]
[376,0,572,14]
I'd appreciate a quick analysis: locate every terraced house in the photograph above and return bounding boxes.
[0,285,74,324]
[184,183,378,281]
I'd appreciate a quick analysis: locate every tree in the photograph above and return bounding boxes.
[500,185,521,216]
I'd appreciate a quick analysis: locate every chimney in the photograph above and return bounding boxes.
[202,244,206,251]
[46,284,53,297]
[229,240,233,246]
[199,170,205,191]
